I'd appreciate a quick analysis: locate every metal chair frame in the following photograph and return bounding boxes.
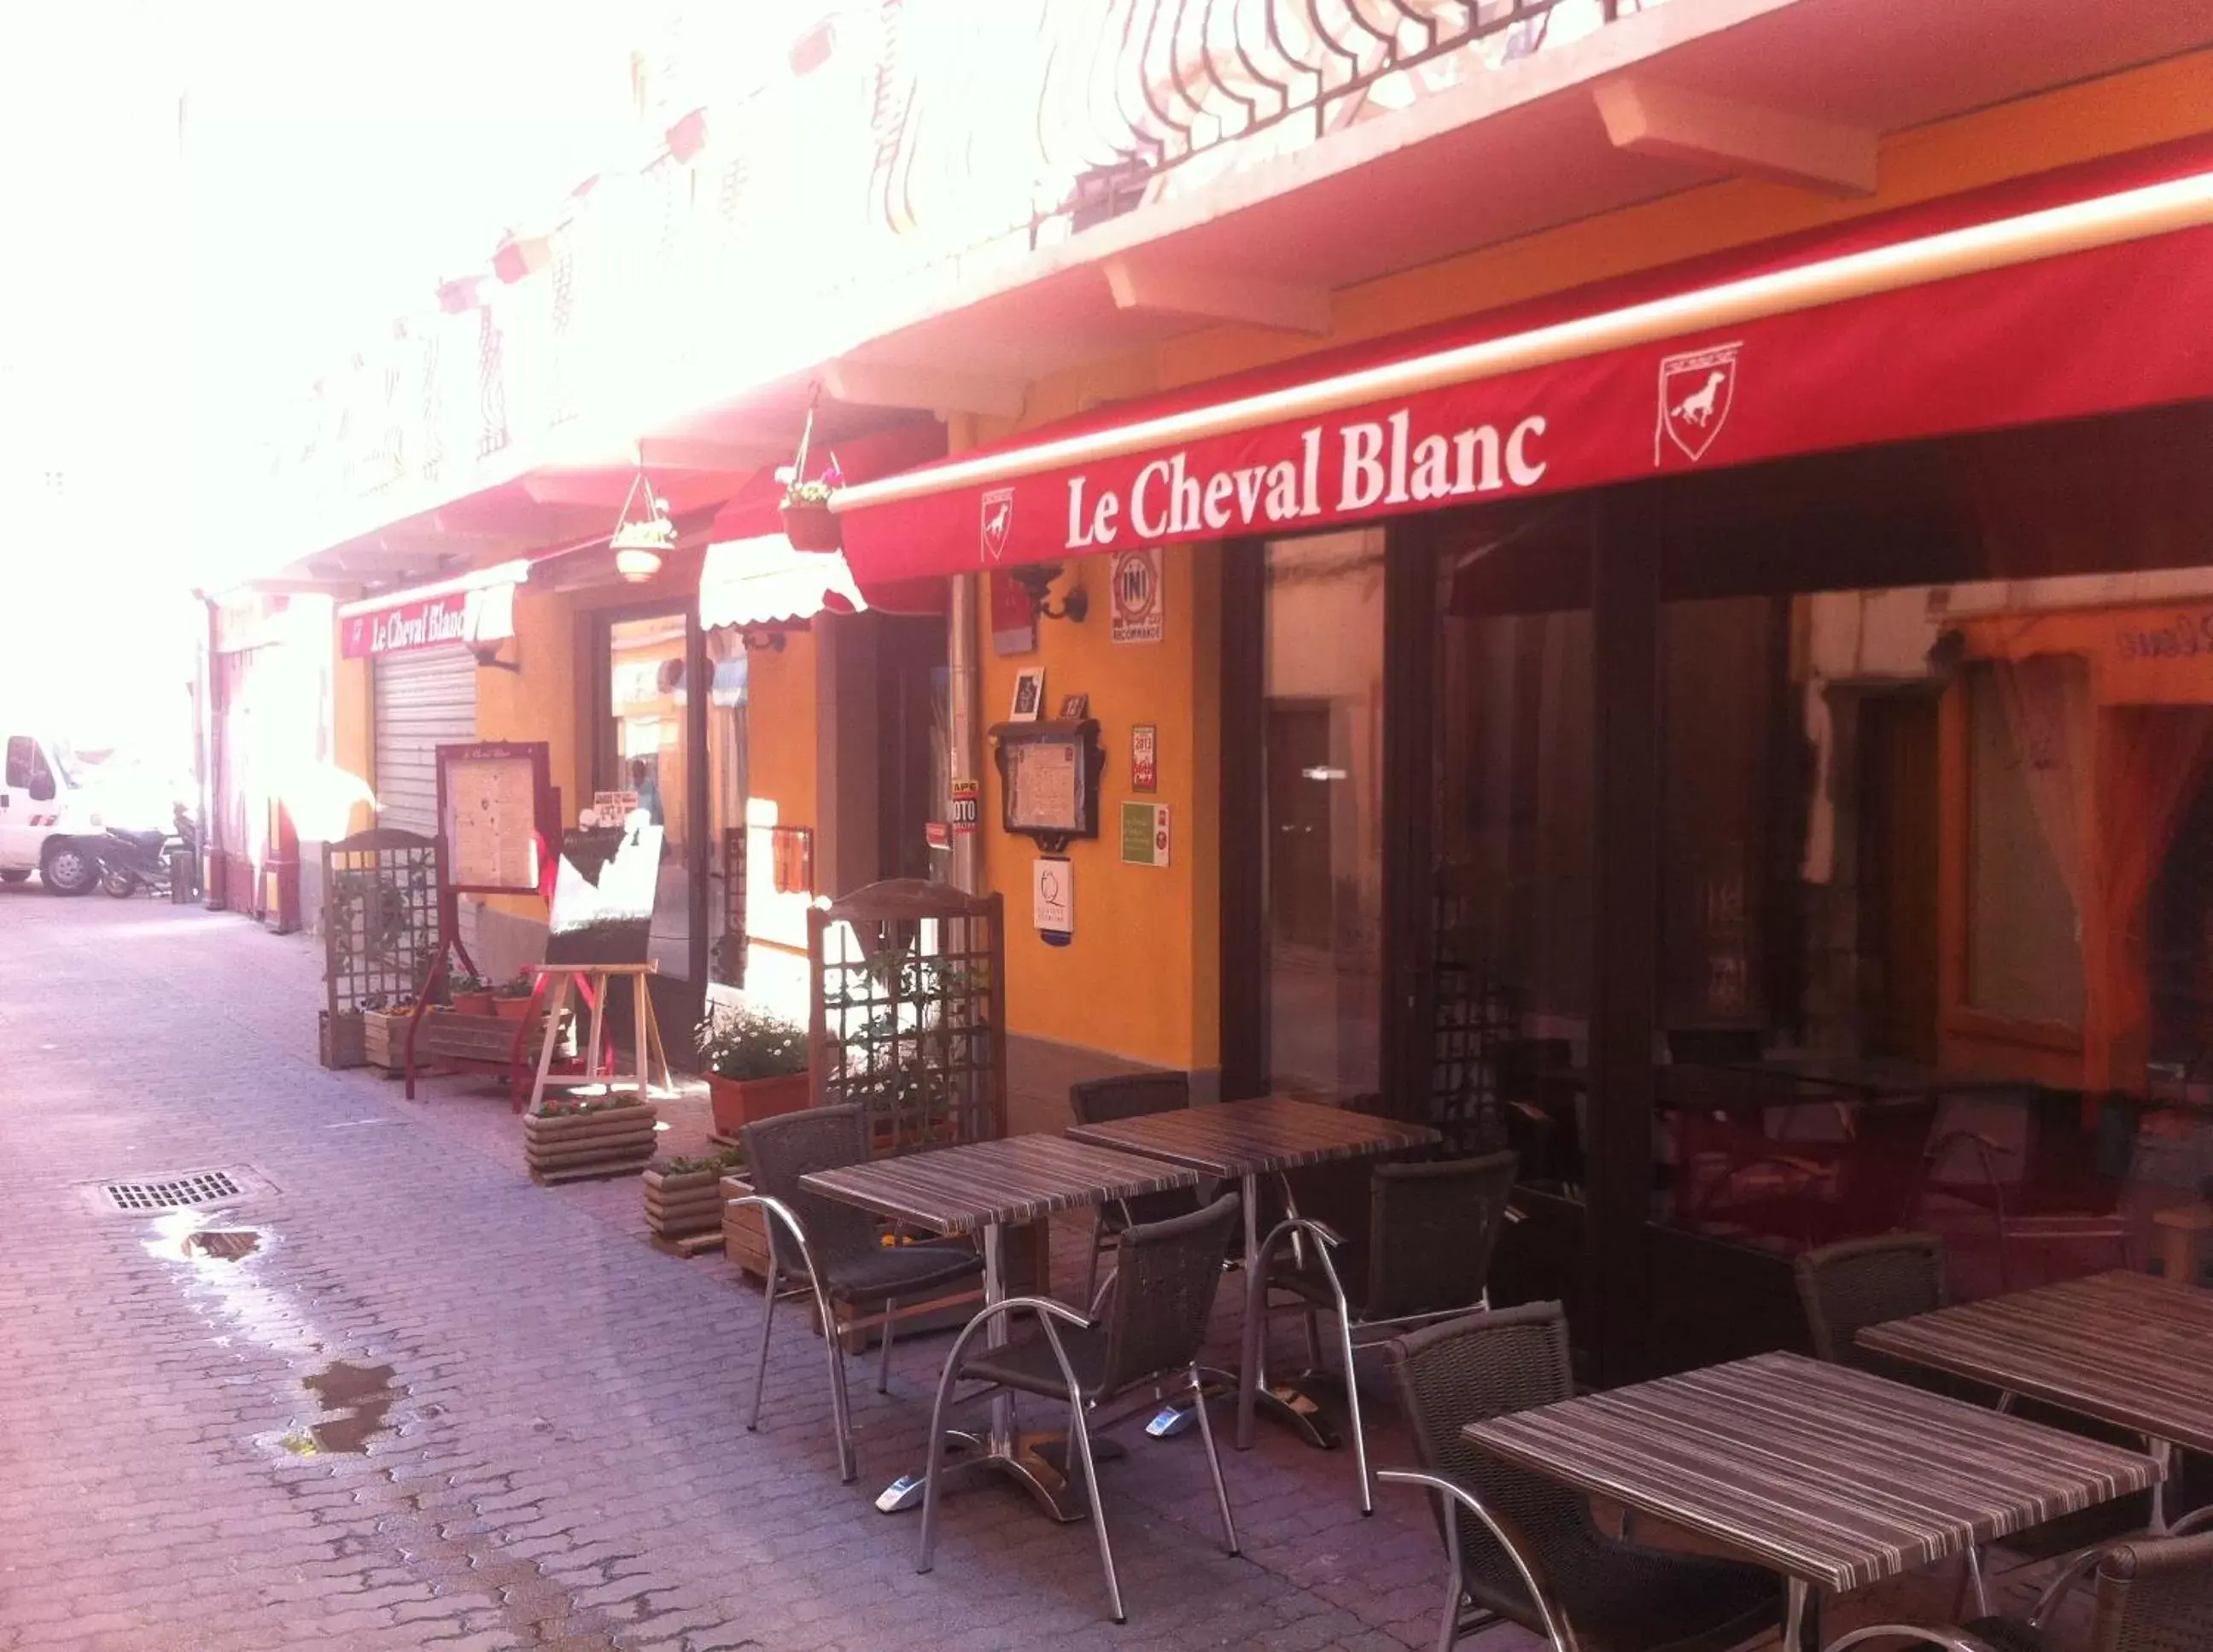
[733,1193,968,1484]
[915,1294,1240,1623]
[1820,1507,2213,1652]
[1246,1160,1514,1514]
[1375,1468,1578,1652]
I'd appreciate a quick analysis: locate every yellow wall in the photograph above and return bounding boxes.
[746,628,818,837]
[331,645,374,835]
[976,545,1220,1071]
[957,49,2213,1076]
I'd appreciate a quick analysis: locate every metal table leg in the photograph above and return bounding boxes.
[878,1219,1119,1523]
[1784,1579,1823,1650]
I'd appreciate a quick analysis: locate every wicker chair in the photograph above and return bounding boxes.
[1821,1522,2213,1652]
[1069,1071,1203,1305]
[1247,1151,1519,1512]
[917,1192,1244,1623]
[1794,1232,1947,1373]
[733,1105,984,1482]
[1376,1304,1784,1652]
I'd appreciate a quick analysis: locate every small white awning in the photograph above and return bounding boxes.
[698,537,867,632]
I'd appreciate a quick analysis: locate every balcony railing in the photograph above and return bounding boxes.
[868,0,1634,246]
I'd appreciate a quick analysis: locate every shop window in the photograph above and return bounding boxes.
[1965,662,2086,1030]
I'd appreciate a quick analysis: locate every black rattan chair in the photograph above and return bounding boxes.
[1247,1150,1519,1512]
[917,1192,1243,1623]
[1821,1522,2213,1652]
[1376,1304,1784,1652]
[1069,1071,1204,1305]
[1794,1231,1948,1372]
[733,1105,984,1482]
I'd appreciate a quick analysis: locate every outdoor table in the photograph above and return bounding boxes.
[1463,1351,2162,1650]
[1063,1095,1439,1451]
[1860,1270,2213,1530]
[799,1133,1201,1523]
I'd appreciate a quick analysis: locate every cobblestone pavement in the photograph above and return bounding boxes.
[0,895,2088,1651]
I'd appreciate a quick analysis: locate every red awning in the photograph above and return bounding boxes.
[833,136,2213,586]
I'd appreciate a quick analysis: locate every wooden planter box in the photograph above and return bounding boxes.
[524,1100,657,1185]
[361,1010,409,1073]
[318,1010,365,1070]
[719,1170,1048,1351]
[704,1071,810,1138]
[418,1008,523,1065]
[645,1166,729,1258]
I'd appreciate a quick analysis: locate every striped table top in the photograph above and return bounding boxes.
[1464,1351,2161,1593]
[1860,1270,2213,1456]
[799,1134,1203,1235]
[1063,1097,1439,1179]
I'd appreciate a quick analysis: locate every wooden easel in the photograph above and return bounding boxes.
[520,960,675,1115]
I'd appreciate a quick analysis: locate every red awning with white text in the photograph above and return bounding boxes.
[832,137,2213,587]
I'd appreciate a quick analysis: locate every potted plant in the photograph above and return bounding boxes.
[491,972,535,1021]
[697,1006,810,1137]
[779,476,841,552]
[448,972,493,1017]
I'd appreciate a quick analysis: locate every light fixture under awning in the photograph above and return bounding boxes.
[698,537,867,633]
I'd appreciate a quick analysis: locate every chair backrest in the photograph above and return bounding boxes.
[739,1105,882,1276]
[1069,1070,1191,1127]
[1365,1151,1519,1321]
[1096,1192,1241,1393]
[2093,1530,2213,1652]
[1383,1304,1587,1626]
[1793,1232,1947,1370]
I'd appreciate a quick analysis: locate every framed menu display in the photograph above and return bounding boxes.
[990,718,1104,852]
[435,742,554,896]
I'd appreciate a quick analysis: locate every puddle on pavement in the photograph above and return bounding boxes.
[294,1359,403,1455]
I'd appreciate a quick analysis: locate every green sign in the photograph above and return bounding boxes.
[1120,802,1168,867]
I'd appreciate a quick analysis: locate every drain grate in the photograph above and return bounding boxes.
[99,1170,247,1212]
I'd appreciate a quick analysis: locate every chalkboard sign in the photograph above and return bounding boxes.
[544,821,663,966]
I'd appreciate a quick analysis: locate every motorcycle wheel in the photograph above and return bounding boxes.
[101,867,141,899]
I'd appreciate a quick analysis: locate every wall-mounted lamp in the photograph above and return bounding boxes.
[469,638,522,674]
[1008,563,1087,624]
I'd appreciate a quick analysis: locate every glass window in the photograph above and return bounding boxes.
[606,614,692,981]
[1262,530,1385,1100]
[1965,661,2085,1029]
[4,737,34,790]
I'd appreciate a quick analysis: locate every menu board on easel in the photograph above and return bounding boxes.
[435,742,553,896]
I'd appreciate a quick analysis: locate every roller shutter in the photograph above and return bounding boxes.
[372,645,478,949]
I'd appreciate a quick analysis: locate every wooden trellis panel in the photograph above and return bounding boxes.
[323,828,441,1016]
[809,879,1007,1158]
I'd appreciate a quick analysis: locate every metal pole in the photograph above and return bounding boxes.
[947,573,981,895]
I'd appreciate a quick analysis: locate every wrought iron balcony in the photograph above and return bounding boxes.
[867,0,1635,245]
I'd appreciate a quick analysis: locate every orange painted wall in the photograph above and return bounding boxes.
[975,546,1221,1071]
[473,584,581,924]
[330,645,375,836]
[745,628,819,838]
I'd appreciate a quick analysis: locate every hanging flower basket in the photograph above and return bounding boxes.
[780,491,841,552]
[778,392,844,552]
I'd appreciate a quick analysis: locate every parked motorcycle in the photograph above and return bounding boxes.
[99,807,197,899]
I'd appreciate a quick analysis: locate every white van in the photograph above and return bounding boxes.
[0,731,106,894]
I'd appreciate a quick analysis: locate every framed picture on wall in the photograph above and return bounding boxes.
[1010,667,1047,721]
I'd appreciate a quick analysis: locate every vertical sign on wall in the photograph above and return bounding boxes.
[1110,549,1164,644]
[1120,803,1171,867]
[1033,856,1074,944]
[1130,724,1158,793]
